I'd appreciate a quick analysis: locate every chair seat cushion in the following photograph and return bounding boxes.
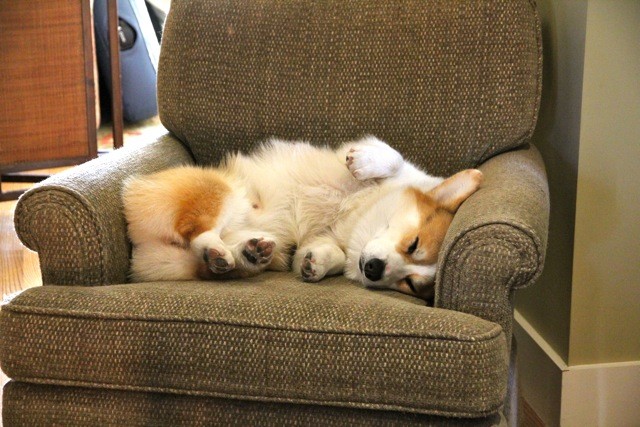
[0,274,507,418]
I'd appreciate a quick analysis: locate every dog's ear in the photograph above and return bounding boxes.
[428,169,483,213]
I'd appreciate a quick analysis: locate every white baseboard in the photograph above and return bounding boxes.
[514,310,565,427]
[514,310,640,427]
[561,360,640,427]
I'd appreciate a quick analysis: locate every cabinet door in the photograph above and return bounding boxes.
[0,1,97,170]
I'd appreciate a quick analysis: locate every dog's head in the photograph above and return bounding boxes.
[351,169,483,299]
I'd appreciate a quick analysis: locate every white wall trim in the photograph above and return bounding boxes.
[514,310,564,426]
[561,360,640,427]
[514,310,568,371]
[515,310,640,427]
[568,359,640,371]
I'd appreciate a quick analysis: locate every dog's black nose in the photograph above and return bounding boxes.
[363,258,385,281]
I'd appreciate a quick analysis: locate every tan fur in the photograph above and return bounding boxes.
[172,170,231,241]
[124,166,232,246]
[387,170,483,298]
[428,169,484,213]
[395,169,484,266]
[397,188,453,265]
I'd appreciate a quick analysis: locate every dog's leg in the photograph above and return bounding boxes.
[342,136,444,189]
[340,136,404,181]
[221,230,278,277]
[190,230,237,275]
[293,235,346,282]
[130,242,201,282]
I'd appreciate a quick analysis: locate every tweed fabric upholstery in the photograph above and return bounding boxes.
[3,1,548,423]
[0,276,508,418]
[14,134,194,286]
[435,145,549,343]
[3,382,506,426]
[158,0,541,176]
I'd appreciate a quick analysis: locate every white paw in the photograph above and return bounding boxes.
[191,231,236,274]
[345,137,403,180]
[300,251,329,282]
[239,237,275,267]
[202,246,236,274]
[298,244,345,282]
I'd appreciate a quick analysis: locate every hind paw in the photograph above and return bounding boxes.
[203,247,235,274]
[241,238,275,266]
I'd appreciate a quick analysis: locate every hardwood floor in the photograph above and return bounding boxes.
[1,179,45,420]
[1,169,71,297]
[1,191,44,296]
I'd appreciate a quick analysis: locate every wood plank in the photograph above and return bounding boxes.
[82,0,99,160]
[1,198,43,298]
[520,395,546,427]
[108,0,125,149]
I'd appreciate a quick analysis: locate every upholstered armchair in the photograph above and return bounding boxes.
[1,1,548,425]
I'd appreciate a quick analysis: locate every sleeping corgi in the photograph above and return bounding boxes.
[122,137,482,298]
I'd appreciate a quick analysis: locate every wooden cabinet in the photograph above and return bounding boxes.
[0,1,97,200]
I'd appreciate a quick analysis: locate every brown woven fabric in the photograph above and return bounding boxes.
[158,0,541,177]
[436,145,550,344]
[3,382,506,426]
[14,134,194,286]
[0,275,508,418]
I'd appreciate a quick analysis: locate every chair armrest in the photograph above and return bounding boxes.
[14,133,194,286]
[435,144,549,337]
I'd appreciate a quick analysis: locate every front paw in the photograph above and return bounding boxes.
[242,238,275,265]
[203,247,235,274]
[300,252,327,282]
[346,138,403,180]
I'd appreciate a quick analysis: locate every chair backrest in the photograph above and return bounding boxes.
[158,0,541,176]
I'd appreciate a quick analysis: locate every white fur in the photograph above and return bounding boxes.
[123,137,458,296]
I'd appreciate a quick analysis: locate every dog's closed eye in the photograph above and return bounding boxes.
[407,237,419,255]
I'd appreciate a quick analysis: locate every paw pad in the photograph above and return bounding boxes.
[242,238,275,265]
[204,248,234,273]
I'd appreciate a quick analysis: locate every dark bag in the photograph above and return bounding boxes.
[94,0,161,123]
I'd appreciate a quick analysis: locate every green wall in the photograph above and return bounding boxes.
[516,0,640,365]
[569,0,640,365]
[515,0,588,364]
